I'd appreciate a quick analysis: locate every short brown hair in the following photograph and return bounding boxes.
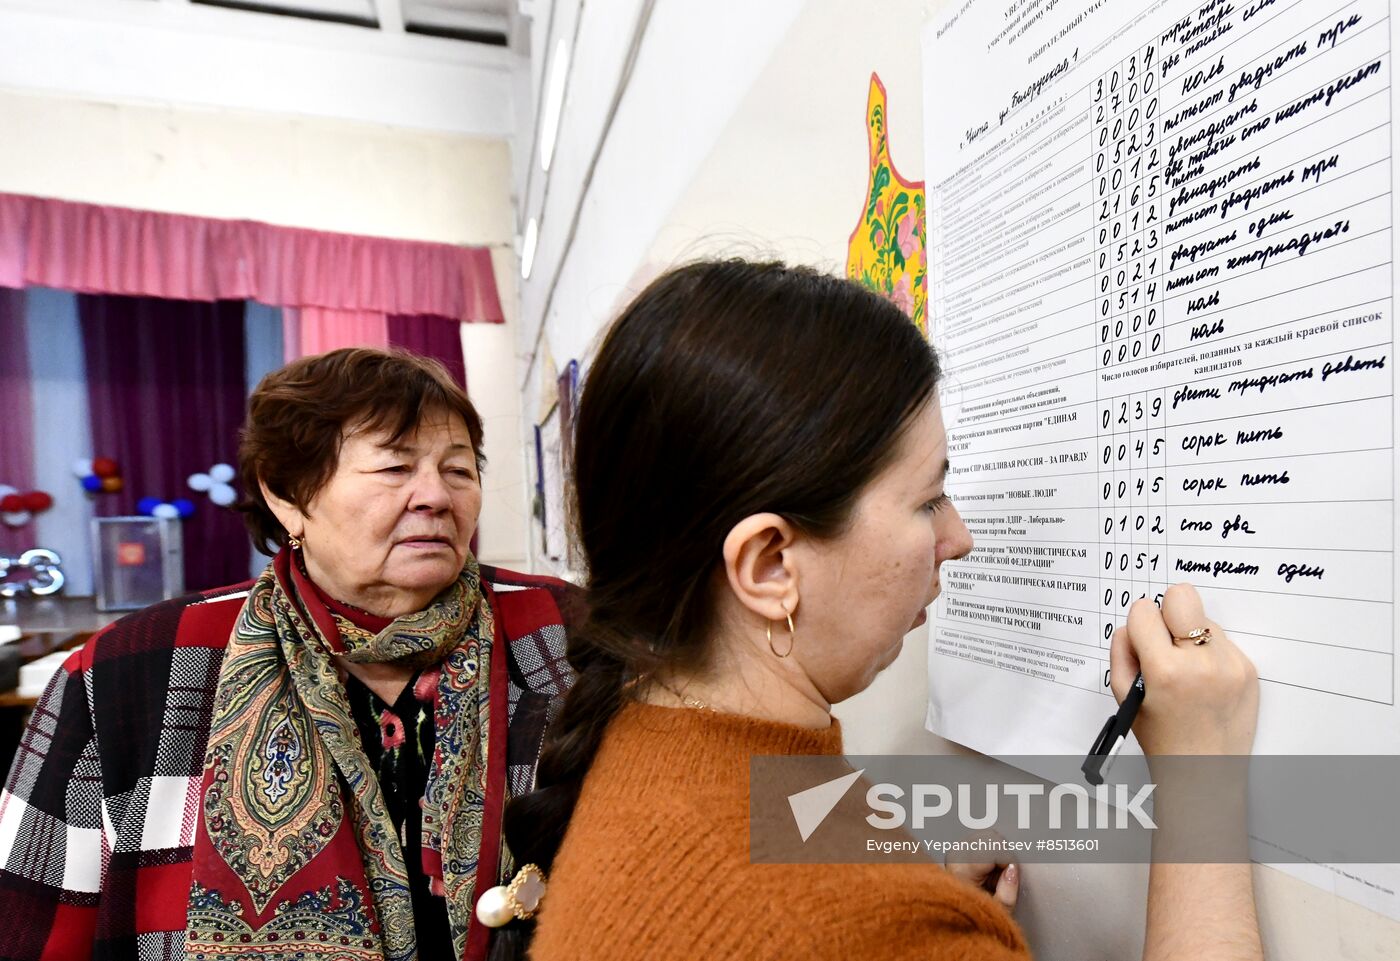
[238,347,485,554]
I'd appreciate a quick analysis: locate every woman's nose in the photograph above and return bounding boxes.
[409,469,452,511]
[936,504,974,563]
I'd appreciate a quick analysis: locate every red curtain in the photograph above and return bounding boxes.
[387,313,468,388]
[79,294,251,591]
[0,288,34,554]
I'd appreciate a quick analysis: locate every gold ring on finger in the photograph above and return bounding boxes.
[1173,627,1212,646]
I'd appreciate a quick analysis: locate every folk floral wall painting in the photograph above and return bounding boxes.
[846,73,928,336]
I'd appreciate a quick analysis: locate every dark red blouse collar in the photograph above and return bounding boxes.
[305,576,393,634]
[278,547,394,642]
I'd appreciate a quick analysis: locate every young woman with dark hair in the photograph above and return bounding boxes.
[487,260,1263,960]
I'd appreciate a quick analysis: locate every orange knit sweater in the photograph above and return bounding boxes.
[529,701,1031,960]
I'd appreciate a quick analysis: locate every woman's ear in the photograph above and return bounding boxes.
[260,480,306,540]
[721,513,800,622]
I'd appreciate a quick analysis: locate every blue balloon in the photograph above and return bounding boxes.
[171,498,196,519]
[81,475,103,493]
[136,496,162,515]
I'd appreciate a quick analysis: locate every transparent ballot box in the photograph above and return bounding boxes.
[91,517,184,611]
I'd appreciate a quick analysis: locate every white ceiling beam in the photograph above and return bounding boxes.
[0,0,511,65]
[376,0,406,32]
[0,0,513,136]
[402,2,509,36]
[226,0,377,19]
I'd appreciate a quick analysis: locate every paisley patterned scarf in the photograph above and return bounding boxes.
[184,548,505,961]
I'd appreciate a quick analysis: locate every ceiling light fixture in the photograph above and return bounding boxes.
[539,37,570,173]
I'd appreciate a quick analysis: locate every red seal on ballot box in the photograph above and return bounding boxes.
[116,542,146,567]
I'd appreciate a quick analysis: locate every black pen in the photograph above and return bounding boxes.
[1081,672,1144,786]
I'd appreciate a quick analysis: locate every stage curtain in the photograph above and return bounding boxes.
[79,294,250,590]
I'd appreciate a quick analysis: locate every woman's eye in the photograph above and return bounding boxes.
[925,494,951,513]
[381,465,410,474]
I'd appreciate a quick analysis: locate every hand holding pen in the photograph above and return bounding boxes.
[1084,583,1260,783]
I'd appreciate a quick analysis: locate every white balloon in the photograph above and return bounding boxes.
[1,511,32,527]
[209,463,236,484]
[71,458,93,478]
[209,483,237,507]
[151,503,180,519]
[187,473,213,492]
[0,484,15,499]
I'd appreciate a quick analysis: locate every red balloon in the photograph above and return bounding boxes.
[21,491,53,512]
[92,457,120,479]
[0,494,23,513]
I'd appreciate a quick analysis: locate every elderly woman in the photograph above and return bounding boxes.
[0,348,577,961]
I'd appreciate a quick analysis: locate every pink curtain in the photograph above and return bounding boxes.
[0,193,504,323]
[0,288,35,553]
[281,305,303,363]
[295,307,390,356]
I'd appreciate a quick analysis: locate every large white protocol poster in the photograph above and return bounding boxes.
[923,0,1400,919]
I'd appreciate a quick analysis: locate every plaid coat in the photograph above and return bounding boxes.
[0,566,579,961]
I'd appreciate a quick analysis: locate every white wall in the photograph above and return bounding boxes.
[466,248,533,571]
[512,0,1400,957]
[0,88,512,246]
[512,0,806,578]
[0,85,530,569]
[512,0,807,368]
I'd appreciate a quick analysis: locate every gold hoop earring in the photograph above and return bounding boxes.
[287,534,302,550]
[767,613,796,658]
